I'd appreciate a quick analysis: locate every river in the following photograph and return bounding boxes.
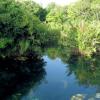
[21,56,100,100]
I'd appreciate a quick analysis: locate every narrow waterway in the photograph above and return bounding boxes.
[22,56,99,100]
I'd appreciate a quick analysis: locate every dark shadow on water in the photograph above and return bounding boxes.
[0,55,46,100]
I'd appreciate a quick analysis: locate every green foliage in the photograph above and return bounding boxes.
[67,55,100,85]
[46,4,68,30]
[0,0,49,57]
[45,0,100,56]
[66,0,100,55]
[0,38,12,48]
[0,0,100,58]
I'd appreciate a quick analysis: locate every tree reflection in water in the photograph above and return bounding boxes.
[43,47,100,86]
[67,54,100,86]
[0,55,46,100]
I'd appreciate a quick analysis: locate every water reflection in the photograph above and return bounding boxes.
[0,56,46,100]
[0,46,100,100]
[44,47,100,86]
[67,55,100,86]
[21,55,99,100]
[67,55,100,100]
[40,47,100,100]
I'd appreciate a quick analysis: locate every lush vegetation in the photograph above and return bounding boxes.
[0,0,99,99]
[46,0,100,56]
[0,0,100,58]
[0,0,44,57]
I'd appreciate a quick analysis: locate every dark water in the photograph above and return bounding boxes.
[0,54,100,100]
